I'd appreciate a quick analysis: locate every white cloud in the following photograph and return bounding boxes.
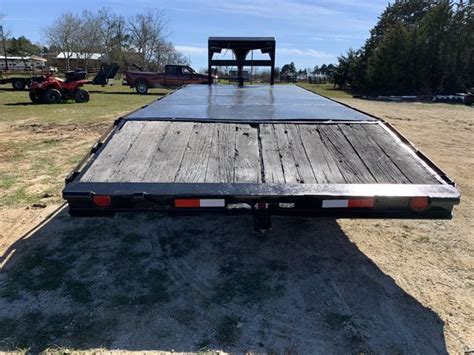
[169,0,376,31]
[175,45,208,55]
[310,34,366,42]
[278,48,335,59]
[203,0,341,18]
[176,45,335,60]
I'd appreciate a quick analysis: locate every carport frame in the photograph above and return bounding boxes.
[208,37,276,86]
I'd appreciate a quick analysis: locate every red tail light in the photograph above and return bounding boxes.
[410,197,429,211]
[92,195,112,208]
[348,198,375,208]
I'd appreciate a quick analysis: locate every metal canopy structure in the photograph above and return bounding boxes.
[208,37,276,86]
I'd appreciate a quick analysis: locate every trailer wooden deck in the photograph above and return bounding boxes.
[77,85,442,186]
[79,120,439,185]
[64,84,459,220]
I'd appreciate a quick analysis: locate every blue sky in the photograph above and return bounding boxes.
[1,0,387,70]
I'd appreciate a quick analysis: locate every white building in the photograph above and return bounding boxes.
[55,52,106,71]
[0,55,47,71]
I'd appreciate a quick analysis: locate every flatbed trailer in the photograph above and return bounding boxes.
[63,84,460,229]
[0,76,37,90]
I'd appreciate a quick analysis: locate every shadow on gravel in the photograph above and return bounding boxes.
[0,209,447,353]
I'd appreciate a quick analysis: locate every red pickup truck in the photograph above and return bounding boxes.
[123,64,211,94]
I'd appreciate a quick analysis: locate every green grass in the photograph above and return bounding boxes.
[0,172,17,189]
[297,83,353,100]
[0,187,42,207]
[0,83,170,208]
[0,83,169,124]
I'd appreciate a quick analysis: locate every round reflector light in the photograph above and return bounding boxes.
[410,197,429,211]
[92,195,112,208]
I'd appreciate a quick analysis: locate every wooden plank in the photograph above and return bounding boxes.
[318,125,377,183]
[270,124,301,183]
[108,121,171,182]
[340,124,410,184]
[80,121,146,182]
[297,125,345,184]
[259,124,286,183]
[174,123,215,183]
[142,122,195,182]
[282,124,318,183]
[363,124,439,184]
[234,124,261,183]
[205,123,235,183]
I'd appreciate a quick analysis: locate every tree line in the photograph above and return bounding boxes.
[44,8,189,71]
[1,9,189,71]
[333,0,473,95]
[280,62,337,81]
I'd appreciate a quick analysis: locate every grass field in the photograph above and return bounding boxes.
[297,83,353,99]
[0,82,472,353]
[0,84,168,208]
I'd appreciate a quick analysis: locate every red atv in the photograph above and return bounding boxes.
[29,69,90,104]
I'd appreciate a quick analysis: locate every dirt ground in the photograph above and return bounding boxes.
[0,90,472,353]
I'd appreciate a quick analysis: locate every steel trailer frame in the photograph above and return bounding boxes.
[62,86,460,229]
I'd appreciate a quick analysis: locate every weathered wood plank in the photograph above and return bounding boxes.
[283,124,318,183]
[205,123,235,183]
[270,124,301,183]
[297,125,345,184]
[80,121,146,182]
[363,124,439,184]
[318,125,377,183]
[81,121,438,186]
[108,121,171,182]
[259,124,286,183]
[142,122,195,182]
[340,124,410,184]
[234,125,261,183]
[174,123,215,183]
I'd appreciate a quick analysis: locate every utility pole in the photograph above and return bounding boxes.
[0,25,8,71]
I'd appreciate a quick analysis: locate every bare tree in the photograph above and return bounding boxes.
[44,8,187,72]
[98,8,128,64]
[75,10,102,70]
[154,39,189,70]
[0,12,10,70]
[44,12,81,70]
[127,10,168,69]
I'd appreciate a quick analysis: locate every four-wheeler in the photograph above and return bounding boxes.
[123,64,212,94]
[29,69,90,104]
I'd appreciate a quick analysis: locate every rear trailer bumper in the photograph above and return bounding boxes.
[63,182,459,219]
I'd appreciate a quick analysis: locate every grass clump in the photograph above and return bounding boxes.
[212,260,283,304]
[324,312,353,330]
[215,315,241,346]
[1,248,70,299]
